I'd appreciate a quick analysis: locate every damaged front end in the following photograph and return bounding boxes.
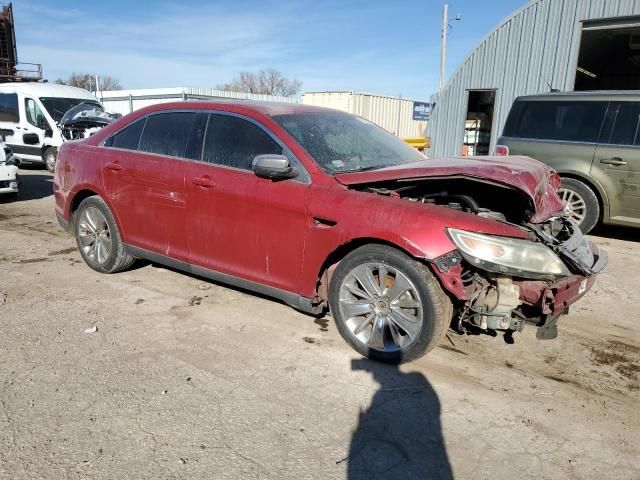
[59,103,120,140]
[441,216,606,342]
[349,171,607,343]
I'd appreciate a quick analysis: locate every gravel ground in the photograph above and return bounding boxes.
[0,170,638,480]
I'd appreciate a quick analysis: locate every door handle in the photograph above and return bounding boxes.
[600,157,627,166]
[105,162,122,171]
[191,176,216,188]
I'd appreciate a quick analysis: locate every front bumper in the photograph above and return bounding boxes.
[437,219,607,339]
[0,178,18,194]
[516,273,595,316]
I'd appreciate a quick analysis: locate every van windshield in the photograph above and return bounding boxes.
[39,97,102,123]
[272,112,425,174]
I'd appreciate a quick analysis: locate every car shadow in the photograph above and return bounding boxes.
[0,171,53,203]
[347,359,452,480]
[590,224,639,242]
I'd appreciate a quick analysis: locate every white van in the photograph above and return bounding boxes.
[0,83,100,172]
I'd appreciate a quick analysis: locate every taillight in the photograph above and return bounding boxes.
[494,145,509,156]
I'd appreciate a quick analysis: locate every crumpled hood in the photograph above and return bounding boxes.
[334,156,565,223]
[60,102,120,128]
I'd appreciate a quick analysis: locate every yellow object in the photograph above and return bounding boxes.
[404,137,431,151]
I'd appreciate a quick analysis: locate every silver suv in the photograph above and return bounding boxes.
[497,91,640,233]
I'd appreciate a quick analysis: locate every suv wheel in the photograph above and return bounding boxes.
[73,196,135,273]
[43,147,58,173]
[558,178,599,234]
[329,245,452,364]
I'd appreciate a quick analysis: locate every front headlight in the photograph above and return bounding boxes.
[447,228,571,279]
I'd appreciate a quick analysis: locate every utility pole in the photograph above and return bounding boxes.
[440,4,461,93]
[440,3,448,93]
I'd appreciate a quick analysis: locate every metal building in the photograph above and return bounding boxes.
[427,0,640,158]
[99,87,297,116]
[302,91,429,139]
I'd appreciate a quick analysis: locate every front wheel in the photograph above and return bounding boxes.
[43,147,58,173]
[329,245,452,364]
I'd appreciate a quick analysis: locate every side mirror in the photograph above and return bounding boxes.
[252,154,298,180]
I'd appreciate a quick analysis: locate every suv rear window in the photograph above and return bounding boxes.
[503,100,607,143]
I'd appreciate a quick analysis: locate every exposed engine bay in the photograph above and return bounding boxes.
[59,103,120,141]
[361,177,534,224]
[354,177,607,343]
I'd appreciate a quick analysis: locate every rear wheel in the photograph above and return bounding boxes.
[43,147,58,173]
[329,245,452,364]
[559,178,599,234]
[74,196,135,273]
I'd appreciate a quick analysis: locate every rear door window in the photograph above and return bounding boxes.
[503,100,607,143]
[599,102,640,146]
[0,93,19,122]
[138,112,198,159]
[201,114,282,170]
[106,118,146,150]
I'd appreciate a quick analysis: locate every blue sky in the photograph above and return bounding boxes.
[14,0,525,100]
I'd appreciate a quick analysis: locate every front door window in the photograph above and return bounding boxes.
[25,98,49,130]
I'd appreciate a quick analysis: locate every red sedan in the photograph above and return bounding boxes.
[53,101,607,363]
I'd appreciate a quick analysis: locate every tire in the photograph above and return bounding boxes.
[73,196,135,274]
[558,178,599,234]
[43,147,57,173]
[329,245,452,364]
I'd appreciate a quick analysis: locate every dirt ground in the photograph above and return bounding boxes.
[1,170,638,480]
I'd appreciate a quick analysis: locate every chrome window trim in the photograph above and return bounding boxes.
[499,136,598,146]
[500,135,640,150]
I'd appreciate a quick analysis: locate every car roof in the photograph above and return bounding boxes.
[0,82,98,100]
[515,90,640,102]
[136,99,344,117]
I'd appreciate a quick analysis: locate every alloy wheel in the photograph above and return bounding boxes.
[45,151,56,171]
[559,187,587,225]
[338,262,423,353]
[78,206,112,264]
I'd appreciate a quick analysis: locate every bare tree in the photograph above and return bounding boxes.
[55,73,122,91]
[218,69,302,96]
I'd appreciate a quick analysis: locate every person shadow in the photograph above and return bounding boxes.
[348,359,453,480]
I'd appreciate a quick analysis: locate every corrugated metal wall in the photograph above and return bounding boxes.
[426,0,640,158]
[302,91,428,139]
[100,87,297,116]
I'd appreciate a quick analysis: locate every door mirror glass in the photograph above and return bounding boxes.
[252,154,298,179]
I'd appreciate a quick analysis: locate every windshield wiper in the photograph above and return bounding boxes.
[333,165,384,174]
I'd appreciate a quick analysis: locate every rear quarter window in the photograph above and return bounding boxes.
[0,93,19,123]
[503,100,607,143]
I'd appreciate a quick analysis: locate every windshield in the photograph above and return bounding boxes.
[272,112,425,173]
[39,97,102,123]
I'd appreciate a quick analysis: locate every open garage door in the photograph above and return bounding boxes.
[576,17,640,90]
